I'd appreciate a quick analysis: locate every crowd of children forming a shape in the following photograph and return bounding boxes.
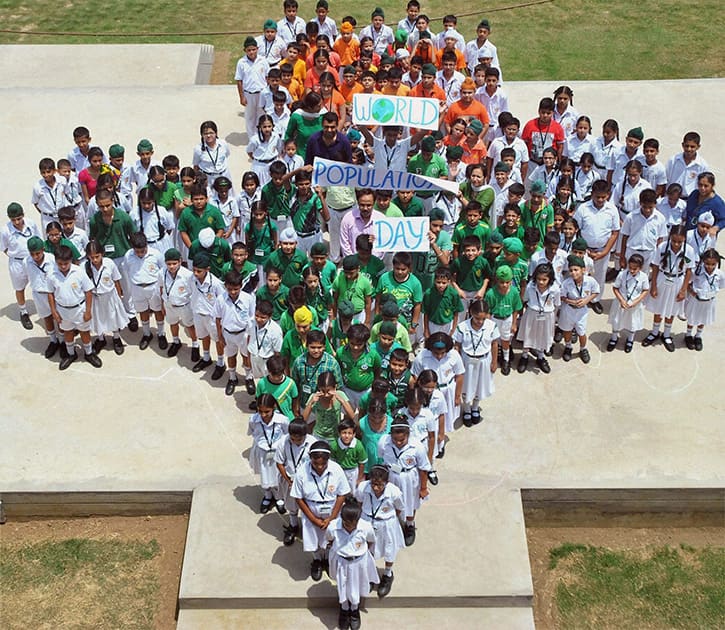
[3,3,724,627]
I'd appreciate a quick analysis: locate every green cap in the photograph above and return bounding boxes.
[503,237,523,254]
[421,135,436,152]
[496,265,513,281]
[380,54,395,65]
[108,144,125,158]
[395,28,409,44]
[572,237,588,250]
[343,64,356,75]
[164,248,182,261]
[193,252,211,268]
[494,161,510,172]
[381,300,400,317]
[489,231,503,244]
[567,255,585,268]
[136,138,153,153]
[347,128,361,141]
[380,321,397,337]
[310,241,329,255]
[6,202,23,218]
[429,208,446,222]
[467,119,484,135]
[446,145,463,161]
[478,19,491,30]
[244,36,257,49]
[530,180,547,195]
[342,254,359,270]
[338,299,355,318]
[372,7,384,18]
[263,19,277,30]
[421,63,437,76]
[27,236,45,252]
[627,126,644,141]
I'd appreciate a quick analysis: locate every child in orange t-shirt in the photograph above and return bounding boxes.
[334,21,361,66]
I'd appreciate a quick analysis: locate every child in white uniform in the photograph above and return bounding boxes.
[326,497,378,630]
[378,418,430,548]
[188,252,226,378]
[517,262,561,374]
[607,254,649,353]
[559,255,600,363]
[248,393,289,514]
[452,299,500,425]
[275,418,315,546]
[291,440,351,582]
[684,249,724,351]
[133,188,174,255]
[193,121,233,187]
[414,370,448,459]
[401,388,440,485]
[642,225,695,352]
[25,236,59,357]
[247,299,284,381]
[86,239,128,356]
[212,177,240,245]
[247,114,283,187]
[158,248,198,360]
[1,202,41,329]
[686,211,717,262]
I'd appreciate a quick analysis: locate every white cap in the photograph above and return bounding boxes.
[478,44,495,59]
[698,211,715,226]
[280,227,298,243]
[199,227,215,248]
[395,48,410,60]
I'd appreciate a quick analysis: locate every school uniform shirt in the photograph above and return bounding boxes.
[1,219,41,259]
[686,230,717,261]
[193,139,232,180]
[465,38,501,74]
[87,257,122,296]
[411,348,465,389]
[248,412,289,454]
[247,131,283,163]
[403,408,438,451]
[127,159,161,193]
[177,204,226,243]
[332,272,374,315]
[290,459,350,508]
[247,319,283,358]
[282,152,304,174]
[484,285,523,320]
[474,86,508,128]
[234,55,270,93]
[553,105,580,138]
[62,227,89,262]
[564,133,597,163]
[422,285,464,325]
[277,16,307,44]
[613,269,649,304]
[25,252,56,293]
[212,194,240,233]
[574,167,601,202]
[270,108,291,139]
[372,137,412,173]
[522,283,561,313]
[330,437,368,471]
[236,188,261,228]
[67,146,97,173]
[256,376,298,420]
[488,136,529,170]
[607,147,645,187]
[377,272,424,325]
[453,318,499,357]
[311,16,338,41]
[337,345,382,392]
[401,70,421,89]
[158,265,193,307]
[214,291,255,334]
[560,275,600,310]
[378,438,431,474]
[123,248,164,287]
[255,34,287,66]
[642,160,667,191]
[690,267,724,301]
[528,249,569,286]
[436,70,465,105]
[326,517,376,561]
[621,210,668,252]
[188,271,225,317]
[275,434,316,478]
[666,153,710,198]
[32,177,68,219]
[48,265,93,307]
[573,200,620,250]
[359,24,394,55]
[355,481,405,524]
[611,178,654,218]
[132,207,174,246]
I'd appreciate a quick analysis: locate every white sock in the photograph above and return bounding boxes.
[215,357,224,366]
[142,320,151,335]
[503,348,510,360]
[663,323,672,337]
[652,322,661,335]
[384,566,393,576]
[228,368,237,379]
[83,343,92,354]
[695,327,703,338]
[65,342,75,355]
[244,366,252,377]
[191,340,199,348]
[203,350,211,360]
[157,320,166,336]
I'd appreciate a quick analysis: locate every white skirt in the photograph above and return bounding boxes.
[330,551,379,605]
[362,516,405,563]
[439,381,459,433]
[517,309,556,351]
[299,502,333,552]
[92,291,129,335]
[390,469,420,518]
[607,301,645,332]
[249,444,278,489]
[461,353,495,403]
[645,275,686,318]
[278,476,297,513]
[684,295,717,326]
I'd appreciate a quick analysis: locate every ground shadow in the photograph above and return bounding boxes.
[225,131,247,147]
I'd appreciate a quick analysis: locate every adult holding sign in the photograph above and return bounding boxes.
[355,125,429,172]
[304,112,352,165]
[339,189,385,259]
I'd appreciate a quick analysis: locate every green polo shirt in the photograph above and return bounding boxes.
[256,283,289,320]
[330,438,368,471]
[188,238,232,279]
[494,256,529,291]
[412,229,453,291]
[337,345,381,392]
[220,260,258,289]
[372,340,403,372]
[261,181,296,220]
[358,255,386,289]
[459,182,495,222]
[255,376,298,420]
[246,220,277,266]
[291,193,323,234]
[144,182,176,210]
[282,328,334,367]
[306,286,332,324]
[452,221,491,251]
[393,195,425,218]
[520,202,554,244]
[45,238,81,261]
[385,370,412,409]
[177,204,226,243]
[485,285,523,319]
[370,320,412,352]
[89,210,135,259]
[452,255,491,291]
[358,390,399,416]
[493,224,525,241]
[332,272,374,314]
[407,153,448,198]
[376,272,423,325]
[329,318,350,350]
[423,285,464,324]
[265,248,308,288]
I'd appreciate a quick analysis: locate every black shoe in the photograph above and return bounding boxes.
[501,359,510,375]
[338,606,350,630]
[684,335,695,350]
[590,301,604,315]
[211,364,226,380]
[245,377,256,395]
[20,312,33,330]
[93,337,107,354]
[624,340,633,353]
[553,327,563,343]
[167,341,182,357]
[435,443,445,459]
[562,346,573,362]
[310,559,323,581]
[580,348,591,364]
[59,352,77,371]
[44,340,60,359]
[283,525,298,546]
[517,355,529,373]
[139,334,152,350]
[606,338,618,352]
[349,607,361,630]
[127,317,139,332]
[694,336,703,351]
[84,351,102,368]
[377,571,394,598]
[192,358,212,372]
[641,332,660,347]
[59,344,69,360]
[225,378,238,396]
[427,470,439,485]
[471,408,482,425]
[113,337,125,355]
[462,412,473,427]
[404,523,416,546]
[662,336,675,352]
[544,344,553,357]
[275,499,287,515]
[260,496,273,514]
[157,334,168,350]
[190,346,200,362]
[536,356,551,373]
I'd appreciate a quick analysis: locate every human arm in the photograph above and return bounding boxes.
[409,302,421,334]
[418,468,429,500]
[83,290,93,322]
[677,268,691,302]
[490,338,498,372]
[454,372,464,406]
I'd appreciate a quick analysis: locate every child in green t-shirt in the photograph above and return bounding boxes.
[452,202,491,259]
[289,168,329,254]
[303,267,332,330]
[384,348,415,411]
[495,237,529,301]
[305,241,337,293]
[261,160,296,234]
[376,251,423,336]
[332,254,373,326]
[355,234,385,289]
[329,417,368,490]
[484,265,523,376]
[493,203,525,241]
[245,200,277,274]
[358,377,399,417]
[337,324,382,410]
[327,299,354,352]
[302,369,355,442]
[371,321,403,372]
[221,242,259,293]
[520,227,542,263]
[255,355,298,417]
[423,266,464,337]
[265,227,308,288]
[452,235,491,310]
[256,267,289,321]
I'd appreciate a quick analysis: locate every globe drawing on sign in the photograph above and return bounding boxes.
[372,98,395,123]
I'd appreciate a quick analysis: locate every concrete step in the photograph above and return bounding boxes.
[178,480,533,609]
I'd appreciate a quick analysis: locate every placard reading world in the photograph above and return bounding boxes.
[352,94,440,130]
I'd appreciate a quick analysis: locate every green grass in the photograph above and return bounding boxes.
[0,538,161,629]
[0,0,724,82]
[549,543,725,629]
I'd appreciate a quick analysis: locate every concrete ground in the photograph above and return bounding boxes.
[1,45,723,629]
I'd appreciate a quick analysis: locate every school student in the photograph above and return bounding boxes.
[158,248,198,359]
[25,237,59,357]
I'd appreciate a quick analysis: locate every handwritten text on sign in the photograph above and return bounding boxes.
[352,94,440,131]
[375,217,430,253]
[312,158,458,194]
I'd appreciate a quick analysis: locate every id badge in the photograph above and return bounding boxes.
[264,450,275,464]
[536,312,547,321]
[318,504,332,517]
[302,384,312,394]
[104,244,115,254]
[255,248,265,258]
[390,463,402,474]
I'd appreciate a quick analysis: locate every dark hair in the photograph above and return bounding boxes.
[58,206,76,221]
[683,131,701,145]
[200,120,218,150]
[543,231,560,247]
[538,97,555,112]
[129,231,148,249]
[425,332,453,352]
[39,157,55,170]
[469,298,490,315]
[316,370,338,388]
[54,244,73,261]
[256,393,278,410]
[162,154,180,169]
[392,251,412,268]
[369,465,389,482]
[602,119,619,139]
[639,189,657,205]
[86,239,104,257]
[306,329,327,346]
[404,387,426,407]
[628,253,645,268]
[533,262,555,287]
[659,224,689,273]
[269,160,287,176]
[87,146,103,160]
[643,138,659,150]
[591,180,610,194]
[367,397,387,416]
[289,417,308,437]
[338,417,356,433]
[255,299,273,316]
[137,187,164,238]
[266,355,286,376]
[389,347,409,365]
[503,202,521,216]
[347,323,370,344]
[340,496,362,523]
[190,183,207,198]
[224,270,243,287]
[553,85,574,103]
[72,126,90,139]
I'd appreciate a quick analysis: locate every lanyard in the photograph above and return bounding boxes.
[392,444,409,463]
[285,21,296,39]
[204,144,220,169]
[537,122,551,152]
[704,272,717,291]
[469,325,485,353]
[312,471,331,501]
[535,289,551,313]
[572,279,584,299]
[303,359,323,386]
[260,421,279,449]
[367,491,385,520]
[383,144,397,169]
[288,442,308,471]
[164,270,177,298]
[254,325,269,351]
[45,183,60,209]
[624,276,639,302]
[34,260,50,275]
[263,38,273,58]
[90,263,105,291]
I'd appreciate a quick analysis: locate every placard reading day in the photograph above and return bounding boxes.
[352,94,441,131]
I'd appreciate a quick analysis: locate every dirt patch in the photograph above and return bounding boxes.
[210,49,231,85]
[0,515,187,630]
[527,526,725,629]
